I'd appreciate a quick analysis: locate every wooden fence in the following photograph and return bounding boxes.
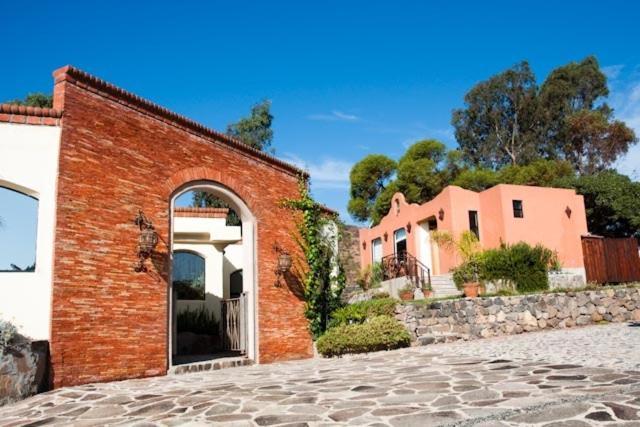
[582,236,640,284]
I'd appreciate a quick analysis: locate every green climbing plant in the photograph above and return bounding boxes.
[282,178,346,339]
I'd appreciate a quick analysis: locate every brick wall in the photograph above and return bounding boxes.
[49,67,312,388]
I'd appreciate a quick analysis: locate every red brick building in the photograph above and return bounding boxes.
[0,66,313,388]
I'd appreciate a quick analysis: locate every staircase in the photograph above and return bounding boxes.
[430,274,461,298]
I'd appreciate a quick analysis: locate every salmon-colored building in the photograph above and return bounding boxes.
[359,184,589,292]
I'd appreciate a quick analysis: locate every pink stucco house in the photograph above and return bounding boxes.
[359,184,589,295]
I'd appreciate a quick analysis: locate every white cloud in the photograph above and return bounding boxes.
[307,110,359,122]
[603,64,624,80]
[281,153,353,189]
[612,75,640,180]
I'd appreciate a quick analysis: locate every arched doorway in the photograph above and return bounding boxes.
[169,181,257,366]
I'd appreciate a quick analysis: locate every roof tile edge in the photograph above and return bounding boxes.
[54,65,308,178]
[0,103,62,118]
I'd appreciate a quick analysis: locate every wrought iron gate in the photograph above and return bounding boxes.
[221,293,248,354]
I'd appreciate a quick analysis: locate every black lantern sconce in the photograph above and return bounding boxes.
[274,247,292,287]
[438,208,445,221]
[362,241,366,250]
[565,206,572,218]
[383,231,388,242]
[406,222,412,233]
[134,210,158,272]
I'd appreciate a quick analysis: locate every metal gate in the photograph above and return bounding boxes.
[221,293,248,354]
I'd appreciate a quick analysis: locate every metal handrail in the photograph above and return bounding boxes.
[381,252,431,288]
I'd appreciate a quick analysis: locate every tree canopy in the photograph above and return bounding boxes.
[226,100,274,152]
[556,171,640,238]
[452,61,538,168]
[452,56,636,174]
[6,92,53,108]
[347,154,397,223]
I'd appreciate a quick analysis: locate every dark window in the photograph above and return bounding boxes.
[468,210,479,240]
[173,251,206,300]
[0,186,38,272]
[230,269,243,298]
[513,200,524,218]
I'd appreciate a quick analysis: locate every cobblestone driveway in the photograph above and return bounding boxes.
[1,323,640,426]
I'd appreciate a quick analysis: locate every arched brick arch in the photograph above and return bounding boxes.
[164,167,259,212]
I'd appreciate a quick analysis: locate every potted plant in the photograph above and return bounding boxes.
[398,283,415,301]
[432,230,483,298]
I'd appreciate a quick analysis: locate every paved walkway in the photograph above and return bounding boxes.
[2,323,640,426]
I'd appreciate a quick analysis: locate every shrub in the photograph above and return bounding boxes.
[481,242,554,293]
[357,262,383,290]
[329,297,397,327]
[316,315,411,357]
[177,306,219,335]
[0,318,18,349]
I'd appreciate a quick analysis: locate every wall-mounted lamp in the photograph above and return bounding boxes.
[406,222,412,233]
[362,241,366,250]
[134,210,158,272]
[383,231,388,242]
[565,206,572,218]
[438,208,445,221]
[274,247,292,287]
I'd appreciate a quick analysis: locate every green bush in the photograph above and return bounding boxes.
[316,315,411,357]
[329,297,397,327]
[481,242,554,293]
[177,306,219,335]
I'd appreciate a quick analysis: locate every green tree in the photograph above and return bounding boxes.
[226,100,274,152]
[452,61,538,168]
[452,168,499,191]
[395,139,447,204]
[191,192,241,226]
[347,154,396,223]
[497,159,575,187]
[557,171,640,238]
[6,92,53,108]
[537,56,636,173]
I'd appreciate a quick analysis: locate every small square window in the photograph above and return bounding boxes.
[513,200,524,218]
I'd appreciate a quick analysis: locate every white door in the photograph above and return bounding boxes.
[417,222,433,272]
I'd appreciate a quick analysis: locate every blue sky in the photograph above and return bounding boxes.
[1,1,640,267]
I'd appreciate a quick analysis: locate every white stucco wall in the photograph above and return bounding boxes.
[0,122,61,340]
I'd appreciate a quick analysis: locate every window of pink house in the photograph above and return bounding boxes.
[513,200,524,218]
[468,210,479,240]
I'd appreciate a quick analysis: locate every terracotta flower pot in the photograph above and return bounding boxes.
[422,289,433,298]
[399,290,414,301]
[463,282,480,298]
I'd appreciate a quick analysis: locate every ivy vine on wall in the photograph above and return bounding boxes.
[281,177,346,339]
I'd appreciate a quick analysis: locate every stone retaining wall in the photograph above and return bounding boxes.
[0,341,49,406]
[396,287,640,345]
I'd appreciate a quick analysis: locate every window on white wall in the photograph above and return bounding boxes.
[371,238,382,264]
[0,186,38,272]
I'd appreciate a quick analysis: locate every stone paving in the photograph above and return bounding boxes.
[1,323,640,426]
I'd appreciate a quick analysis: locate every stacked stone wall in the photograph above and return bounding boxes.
[396,287,640,344]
